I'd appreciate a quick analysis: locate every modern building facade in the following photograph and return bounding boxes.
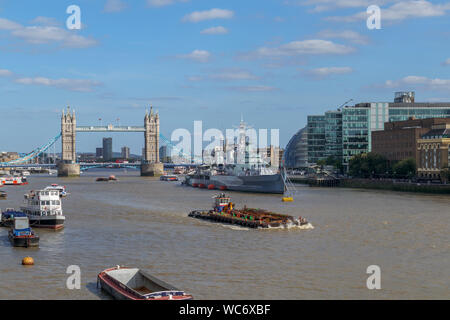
[307,115,326,164]
[121,146,130,159]
[372,117,450,162]
[102,137,113,161]
[284,127,308,168]
[416,123,450,180]
[96,147,103,158]
[304,92,450,169]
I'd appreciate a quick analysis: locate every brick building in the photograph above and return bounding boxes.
[372,117,450,162]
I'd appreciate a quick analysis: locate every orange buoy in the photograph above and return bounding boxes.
[208,184,215,190]
[22,257,34,266]
[219,186,227,191]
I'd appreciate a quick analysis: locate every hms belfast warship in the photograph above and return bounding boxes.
[184,118,286,194]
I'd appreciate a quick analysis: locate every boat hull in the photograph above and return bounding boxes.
[28,216,65,230]
[8,232,39,248]
[186,174,285,194]
[98,267,193,301]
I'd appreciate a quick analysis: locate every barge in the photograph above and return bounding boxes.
[8,215,39,248]
[98,266,193,300]
[189,194,311,229]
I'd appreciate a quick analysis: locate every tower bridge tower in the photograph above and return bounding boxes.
[141,106,164,176]
[61,106,76,162]
[58,106,80,176]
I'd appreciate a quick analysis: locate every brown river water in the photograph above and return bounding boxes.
[0,169,449,299]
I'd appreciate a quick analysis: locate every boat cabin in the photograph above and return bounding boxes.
[214,194,231,211]
[12,216,32,236]
[22,190,63,217]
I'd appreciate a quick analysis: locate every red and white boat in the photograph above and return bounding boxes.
[0,176,28,186]
[97,266,193,300]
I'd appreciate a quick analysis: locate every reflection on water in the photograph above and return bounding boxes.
[0,169,449,299]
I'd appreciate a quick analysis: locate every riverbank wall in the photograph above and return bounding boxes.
[291,177,450,194]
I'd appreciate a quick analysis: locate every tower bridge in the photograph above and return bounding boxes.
[59,106,163,177]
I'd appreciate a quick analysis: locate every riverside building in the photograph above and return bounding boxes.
[300,92,450,170]
[416,123,450,180]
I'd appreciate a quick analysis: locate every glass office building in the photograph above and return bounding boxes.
[284,127,308,168]
[301,92,450,169]
[325,110,343,161]
[307,115,326,164]
[102,137,113,161]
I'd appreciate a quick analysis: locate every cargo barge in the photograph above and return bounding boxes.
[189,194,311,229]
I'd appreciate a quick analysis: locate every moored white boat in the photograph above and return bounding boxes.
[97,266,193,300]
[20,189,65,230]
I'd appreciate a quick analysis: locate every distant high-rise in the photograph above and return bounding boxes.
[121,146,130,159]
[103,138,113,161]
[96,147,103,158]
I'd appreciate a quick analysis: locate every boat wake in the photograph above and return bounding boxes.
[264,222,314,230]
[215,221,314,231]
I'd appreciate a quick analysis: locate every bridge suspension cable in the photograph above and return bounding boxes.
[0,133,62,166]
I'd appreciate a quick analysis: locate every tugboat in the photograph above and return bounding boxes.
[160,175,179,181]
[8,215,39,248]
[20,189,65,230]
[98,266,193,300]
[96,175,117,182]
[189,194,311,229]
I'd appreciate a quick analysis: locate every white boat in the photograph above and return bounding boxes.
[20,189,65,230]
[0,176,28,186]
[21,171,31,176]
[98,266,193,300]
[44,184,68,197]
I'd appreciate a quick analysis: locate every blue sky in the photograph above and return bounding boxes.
[1,0,450,154]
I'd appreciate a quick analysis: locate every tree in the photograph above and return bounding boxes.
[325,155,343,171]
[349,153,389,178]
[392,158,416,178]
[441,167,450,183]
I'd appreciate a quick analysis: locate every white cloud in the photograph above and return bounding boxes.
[147,0,174,7]
[0,69,13,77]
[210,69,259,81]
[384,75,450,91]
[177,50,211,63]
[200,26,228,35]
[318,30,369,44]
[15,77,102,92]
[250,39,354,58]
[228,85,278,92]
[0,17,97,48]
[30,16,60,26]
[326,1,450,23]
[299,0,393,12]
[306,66,353,78]
[187,76,203,82]
[104,0,127,13]
[182,8,234,23]
[0,18,22,30]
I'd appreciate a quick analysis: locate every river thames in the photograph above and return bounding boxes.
[0,170,449,299]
